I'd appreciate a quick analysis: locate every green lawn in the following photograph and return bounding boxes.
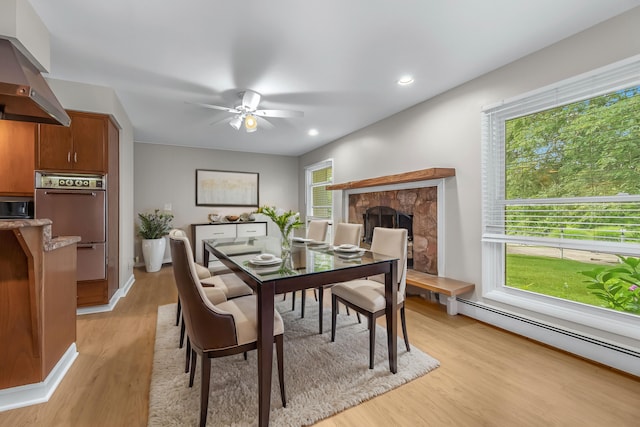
[506,254,604,306]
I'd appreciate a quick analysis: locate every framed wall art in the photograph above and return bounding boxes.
[195,169,259,207]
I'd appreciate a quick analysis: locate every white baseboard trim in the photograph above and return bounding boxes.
[0,343,78,412]
[76,274,135,316]
[457,299,640,376]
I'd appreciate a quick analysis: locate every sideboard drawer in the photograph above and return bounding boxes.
[191,222,268,264]
[237,222,267,238]
[204,224,237,239]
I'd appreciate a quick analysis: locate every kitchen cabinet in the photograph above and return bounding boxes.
[0,120,36,196]
[191,222,267,266]
[35,109,120,307]
[0,220,79,391]
[37,110,113,173]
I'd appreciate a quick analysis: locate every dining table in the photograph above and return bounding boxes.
[203,236,399,427]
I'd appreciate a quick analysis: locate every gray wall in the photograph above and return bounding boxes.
[299,8,640,343]
[133,143,299,261]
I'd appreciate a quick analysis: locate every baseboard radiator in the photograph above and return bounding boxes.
[456,298,640,377]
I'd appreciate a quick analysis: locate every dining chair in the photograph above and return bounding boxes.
[169,232,286,427]
[330,227,411,369]
[315,223,363,333]
[169,229,253,367]
[288,219,330,315]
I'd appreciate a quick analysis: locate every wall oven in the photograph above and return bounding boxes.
[35,172,107,281]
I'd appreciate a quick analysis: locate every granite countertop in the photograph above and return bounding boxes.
[0,218,81,251]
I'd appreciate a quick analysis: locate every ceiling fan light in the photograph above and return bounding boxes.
[229,115,242,130]
[245,114,257,132]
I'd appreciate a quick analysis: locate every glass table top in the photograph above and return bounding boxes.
[204,236,397,282]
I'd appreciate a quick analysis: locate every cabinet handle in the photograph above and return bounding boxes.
[245,230,256,233]
[74,152,78,163]
[67,152,71,163]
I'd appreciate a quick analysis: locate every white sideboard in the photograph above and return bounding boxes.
[191,221,268,265]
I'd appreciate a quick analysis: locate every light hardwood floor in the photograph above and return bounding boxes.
[1,266,638,427]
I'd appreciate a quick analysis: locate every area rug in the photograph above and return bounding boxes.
[148,299,439,427]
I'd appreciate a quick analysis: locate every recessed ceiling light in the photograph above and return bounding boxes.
[397,75,414,85]
[308,129,319,136]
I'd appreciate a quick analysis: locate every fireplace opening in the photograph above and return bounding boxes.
[363,206,413,267]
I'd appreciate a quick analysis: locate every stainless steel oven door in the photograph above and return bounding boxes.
[77,242,106,281]
[35,188,106,242]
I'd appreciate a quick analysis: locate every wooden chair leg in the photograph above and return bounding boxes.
[243,352,247,360]
[275,335,286,408]
[313,288,318,301]
[368,313,376,369]
[189,349,197,387]
[200,356,211,427]
[291,291,296,311]
[401,306,411,352]
[185,337,191,373]
[331,295,338,342]
[356,312,361,323]
[301,290,306,318]
[175,298,181,326]
[179,316,186,348]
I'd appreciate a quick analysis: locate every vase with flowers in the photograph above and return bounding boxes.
[256,205,303,255]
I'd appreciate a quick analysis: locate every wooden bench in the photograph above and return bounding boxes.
[406,270,475,315]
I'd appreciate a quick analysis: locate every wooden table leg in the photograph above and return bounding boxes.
[318,286,324,334]
[385,260,398,373]
[257,280,275,426]
[203,242,209,266]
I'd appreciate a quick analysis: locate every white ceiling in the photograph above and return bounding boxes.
[29,0,640,156]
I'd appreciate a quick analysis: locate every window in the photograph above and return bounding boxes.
[482,56,640,337]
[305,160,333,220]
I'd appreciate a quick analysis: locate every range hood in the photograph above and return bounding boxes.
[0,39,70,126]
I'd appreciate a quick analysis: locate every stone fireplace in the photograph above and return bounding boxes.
[348,187,437,274]
[328,168,455,277]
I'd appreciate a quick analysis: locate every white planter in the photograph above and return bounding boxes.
[142,237,166,272]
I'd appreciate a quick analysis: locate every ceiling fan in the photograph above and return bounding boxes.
[192,90,304,133]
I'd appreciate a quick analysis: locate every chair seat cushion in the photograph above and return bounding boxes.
[201,273,253,298]
[331,279,405,313]
[217,295,284,346]
[202,287,227,305]
[194,263,212,280]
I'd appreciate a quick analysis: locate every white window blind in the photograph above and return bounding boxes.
[306,160,333,220]
[482,55,640,255]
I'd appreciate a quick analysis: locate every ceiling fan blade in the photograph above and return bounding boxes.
[190,102,240,114]
[209,115,231,126]
[257,116,276,130]
[242,90,261,111]
[254,109,304,118]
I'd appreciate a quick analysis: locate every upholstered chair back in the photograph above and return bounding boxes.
[169,234,238,351]
[307,220,329,242]
[332,223,363,246]
[368,227,408,298]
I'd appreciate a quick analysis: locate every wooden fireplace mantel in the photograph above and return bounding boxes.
[326,168,455,191]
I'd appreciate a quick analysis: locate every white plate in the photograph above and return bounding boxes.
[292,237,312,242]
[333,245,362,253]
[338,251,366,259]
[249,257,282,266]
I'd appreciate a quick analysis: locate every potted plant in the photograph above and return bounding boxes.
[138,209,174,272]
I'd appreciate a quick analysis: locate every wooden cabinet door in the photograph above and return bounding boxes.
[37,123,73,171]
[71,113,106,173]
[0,121,36,195]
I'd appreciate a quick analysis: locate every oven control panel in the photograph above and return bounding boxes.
[36,172,105,190]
